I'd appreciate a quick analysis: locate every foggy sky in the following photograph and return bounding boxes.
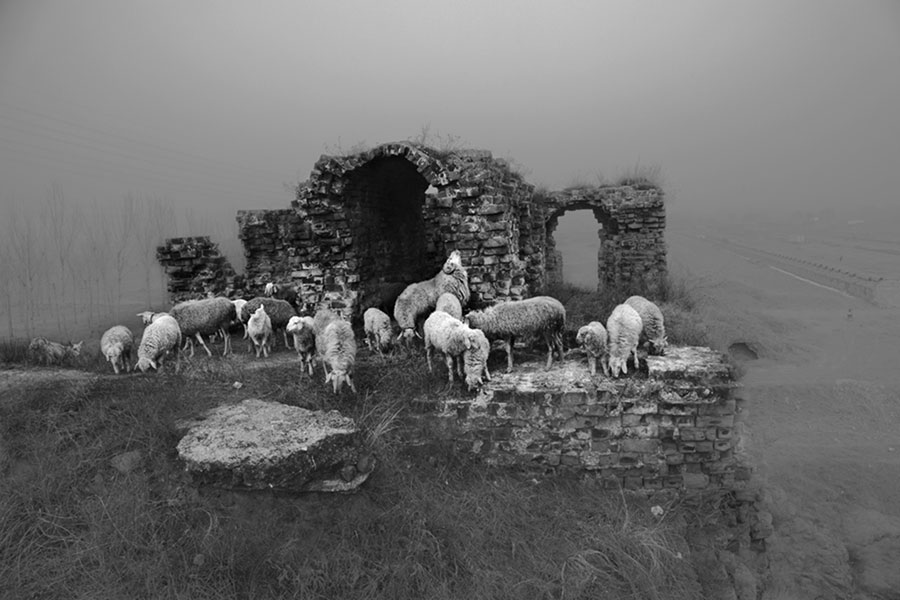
[1,0,898,226]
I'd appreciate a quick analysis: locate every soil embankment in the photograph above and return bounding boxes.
[669,226,900,599]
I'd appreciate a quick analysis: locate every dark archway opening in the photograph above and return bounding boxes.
[344,156,430,314]
[547,208,607,291]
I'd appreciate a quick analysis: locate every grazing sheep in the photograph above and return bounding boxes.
[241,297,297,351]
[576,321,610,377]
[606,304,643,378]
[363,307,394,355]
[170,297,237,357]
[135,315,182,372]
[423,310,483,384]
[286,315,316,376]
[264,282,299,308]
[27,337,83,366]
[435,292,463,320]
[624,295,667,355]
[319,319,357,394]
[461,327,492,391]
[393,250,470,345]
[247,305,273,358]
[465,296,566,372]
[100,325,134,374]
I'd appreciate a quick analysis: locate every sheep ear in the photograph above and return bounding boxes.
[150,359,158,370]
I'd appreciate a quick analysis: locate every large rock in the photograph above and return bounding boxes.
[177,398,372,492]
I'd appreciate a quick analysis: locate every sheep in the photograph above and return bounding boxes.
[137,311,169,325]
[435,292,463,320]
[363,307,393,355]
[464,296,566,372]
[393,250,470,346]
[240,297,297,351]
[264,282,299,308]
[231,298,248,338]
[27,337,83,366]
[135,315,182,372]
[575,321,610,377]
[247,305,273,358]
[624,295,668,355]
[422,310,484,384]
[319,319,357,394]
[606,303,643,378]
[286,315,316,376]
[100,325,134,374]
[461,327,492,391]
[169,297,237,357]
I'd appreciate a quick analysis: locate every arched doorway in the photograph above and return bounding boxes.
[545,205,611,292]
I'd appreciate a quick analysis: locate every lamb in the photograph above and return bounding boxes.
[363,307,394,355]
[606,303,643,378]
[169,297,237,357]
[464,296,566,372]
[576,321,610,377]
[286,315,316,375]
[100,325,134,374]
[135,314,182,372]
[247,305,273,358]
[461,327,492,391]
[264,282,299,308]
[240,297,297,350]
[435,292,463,320]
[27,337,83,366]
[423,310,483,384]
[624,295,668,355]
[393,250,470,345]
[319,319,357,394]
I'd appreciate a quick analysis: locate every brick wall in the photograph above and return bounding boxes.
[156,236,239,303]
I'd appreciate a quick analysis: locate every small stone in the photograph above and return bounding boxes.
[110,450,143,475]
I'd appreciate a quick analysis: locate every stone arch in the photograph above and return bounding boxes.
[544,201,615,290]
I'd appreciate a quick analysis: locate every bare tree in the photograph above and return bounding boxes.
[41,184,80,336]
[7,200,47,338]
[0,217,14,338]
[133,195,176,307]
[109,196,137,313]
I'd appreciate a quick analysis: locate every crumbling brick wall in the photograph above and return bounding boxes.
[156,236,239,303]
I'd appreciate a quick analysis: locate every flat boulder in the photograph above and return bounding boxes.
[176,398,373,492]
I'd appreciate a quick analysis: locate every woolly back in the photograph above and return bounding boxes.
[323,320,356,372]
[242,297,297,327]
[467,296,564,337]
[606,304,642,353]
[170,297,236,336]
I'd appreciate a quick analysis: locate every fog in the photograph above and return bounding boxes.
[2,0,898,229]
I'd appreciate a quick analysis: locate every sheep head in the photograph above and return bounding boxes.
[648,335,668,356]
[442,250,463,274]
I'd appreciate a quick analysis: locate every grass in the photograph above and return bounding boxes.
[1,334,707,599]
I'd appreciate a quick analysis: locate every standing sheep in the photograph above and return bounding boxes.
[320,319,357,394]
[423,311,482,383]
[170,297,237,357]
[100,325,134,374]
[264,282,299,308]
[393,250,469,346]
[27,337,83,366]
[363,307,394,355]
[465,296,566,372]
[135,315,182,373]
[461,328,492,391]
[286,315,316,376]
[435,292,463,320]
[247,305,273,358]
[576,321,610,377]
[606,303,643,378]
[231,298,248,338]
[624,295,668,355]
[241,297,297,351]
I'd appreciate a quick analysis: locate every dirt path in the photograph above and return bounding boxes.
[670,227,900,599]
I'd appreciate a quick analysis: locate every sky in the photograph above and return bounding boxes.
[1,0,899,228]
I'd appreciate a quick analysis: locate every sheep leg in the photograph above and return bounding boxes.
[505,337,515,373]
[444,354,455,382]
[195,332,213,357]
[283,329,291,349]
[544,333,554,370]
[347,375,357,394]
[588,356,596,376]
[426,344,434,372]
[222,330,231,356]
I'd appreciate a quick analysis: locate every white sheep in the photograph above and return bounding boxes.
[100,325,134,374]
[435,292,463,320]
[576,321,610,377]
[231,298,248,339]
[286,315,316,376]
[393,250,469,346]
[606,303,643,378]
[240,297,297,351]
[465,296,566,372]
[170,297,237,357]
[320,319,357,394]
[461,327,491,390]
[423,310,483,383]
[624,295,667,355]
[135,315,182,372]
[363,307,394,355]
[136,311,169,325]
[247,305,273,358]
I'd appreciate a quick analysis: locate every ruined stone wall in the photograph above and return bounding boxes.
[407,347,748,492]
[156,236,239,303]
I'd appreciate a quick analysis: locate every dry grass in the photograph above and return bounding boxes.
[1,340,704,599]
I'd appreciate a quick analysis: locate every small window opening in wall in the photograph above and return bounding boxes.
[555,209,602,290]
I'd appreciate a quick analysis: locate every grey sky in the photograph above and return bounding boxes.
[1,0,898,225]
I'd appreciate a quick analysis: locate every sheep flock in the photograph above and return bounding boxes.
[37,253,668,394]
